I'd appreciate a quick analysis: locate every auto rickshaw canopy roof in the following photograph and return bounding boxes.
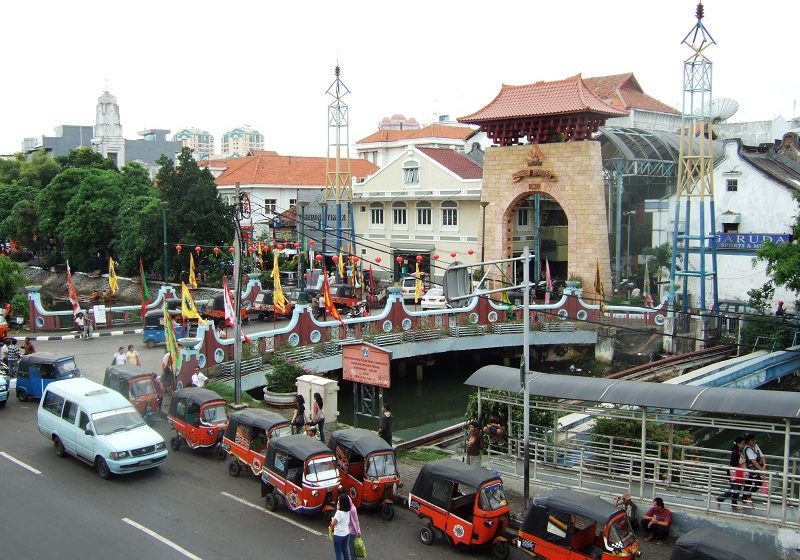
[104,364,152,382]
[671,528,776,560]
[172,387,227,406]
[328,428,395,457]
[416,459,501,491]
[229,408,289,431]
[270,433,334,462]
[145,309,181,319]
[19,352,76,365]
[531,489,622,525]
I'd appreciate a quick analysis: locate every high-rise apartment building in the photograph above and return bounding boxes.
[173,128,214,160]
[220,126,264,158]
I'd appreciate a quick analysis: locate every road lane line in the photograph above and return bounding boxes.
[0,452,42,475]
[122,518,204,560]
[220,491,325,537]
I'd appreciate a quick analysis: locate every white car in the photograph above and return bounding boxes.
[421,287,449,310]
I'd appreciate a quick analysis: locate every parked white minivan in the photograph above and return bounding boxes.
[37,378,167,478]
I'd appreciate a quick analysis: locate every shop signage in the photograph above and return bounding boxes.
[713,233,791,250]
[342,343,391,388]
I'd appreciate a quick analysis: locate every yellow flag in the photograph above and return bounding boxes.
[338,249,345,280]
[181,282,207,326]
[271,251,287,313]
[415,262,423,303]
[594,259,606,314]
[108,257,118,294]
[189,253,198,289]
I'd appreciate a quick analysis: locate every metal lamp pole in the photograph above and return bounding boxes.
[522,245,531,508]
[480,201,489,278]
[625,210,636,279]
[159,201,169,282]
[298,201,309,304]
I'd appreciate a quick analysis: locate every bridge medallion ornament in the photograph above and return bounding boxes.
[288,333,300,347]
[382,320,393,333]
[401,318,412,331]
[310,330,321,343]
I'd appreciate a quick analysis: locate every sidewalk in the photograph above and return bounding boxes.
[28,327,143,341]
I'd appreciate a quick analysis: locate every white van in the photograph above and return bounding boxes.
[37,378,167,478]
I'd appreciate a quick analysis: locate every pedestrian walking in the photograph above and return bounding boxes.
[111,347,126,366]
[641,497,671,545]
[309,392,325,443]
[466,421,482,466]
[742,433,765,506]
[377,403,392,446]
[347,495,362,560]
[717,436,745,508]
[23,337,36,355]
[4,338,20,376]
[161,351,174,393]
[75,312,86,339]
[291,394,306,435]
[329,494,351,560]
[125,345,141,366]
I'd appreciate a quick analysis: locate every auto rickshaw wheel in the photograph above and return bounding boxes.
[265,492,278,511]
[170,436,181,451]
[53,437,65,458]
[16,389,27,402]
[146,340,156,349]
[492,540,510,560]
[229,460,241,477]
[216,444,226,460]
[419,524,434,546]
[380,502,395,521]
[96,458,111,479]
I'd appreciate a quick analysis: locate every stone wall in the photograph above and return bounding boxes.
[481,142,611,298]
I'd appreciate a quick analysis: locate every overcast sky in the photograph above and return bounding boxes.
[1,0,797,157]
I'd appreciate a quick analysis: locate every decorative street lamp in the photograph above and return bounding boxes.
[298,201,309,304]
[159,201,169,282]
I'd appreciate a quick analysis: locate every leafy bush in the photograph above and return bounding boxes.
[10,294,28,320]
[465,389,555,438]
[266,354,310,393]
[740,314,794,350]
[0,256,26,304]
[205,380,260,407]
[591,415,694,457]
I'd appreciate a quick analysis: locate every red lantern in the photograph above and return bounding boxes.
[433,254,439,260]
[213,247,220,255]
[375,257,381,264]
[332,255,339,263]
[194,246,202,254]
[395,256,403,264]
[315,254,323,262]
[228,247,235,254]
[309,240,315,246]
[247,246,254,254]
[175,244,182,253]
[450,252,457,258]
[277,244,284,250]
[468,249,475,256]
[416,255,423,263]
[352,256,359,264]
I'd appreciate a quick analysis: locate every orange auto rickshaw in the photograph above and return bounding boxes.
[409,459,510,559]
[103,364,162,423]
[167,387,228,457]
[222,408,291,477]
[512,489,641,559]
[328,428,401,520]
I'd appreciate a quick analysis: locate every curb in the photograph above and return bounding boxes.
[32,329,143,341]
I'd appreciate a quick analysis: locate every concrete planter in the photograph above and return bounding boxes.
[262,388,297,408]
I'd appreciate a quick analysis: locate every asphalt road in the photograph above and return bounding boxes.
[0,334,493,560]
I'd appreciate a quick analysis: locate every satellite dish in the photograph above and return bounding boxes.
[693,98,739,122]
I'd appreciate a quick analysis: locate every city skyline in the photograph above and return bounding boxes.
[1,0,797,157]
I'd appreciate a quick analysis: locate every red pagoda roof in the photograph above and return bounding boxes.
[584,73,679,115]
[459,74,628,124]
[417,147,483,180]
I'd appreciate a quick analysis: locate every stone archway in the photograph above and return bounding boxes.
[481,142,611,298]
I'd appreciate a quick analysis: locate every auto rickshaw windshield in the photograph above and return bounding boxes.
[366,452,397,478]
[305,457,338,484]
[479,482,508,511]
[270,424,293,439]
[57,360,77,374]
[92,407,145,435]
[130,378,156,398]
[201,403,227,423]
[607,515,636,550]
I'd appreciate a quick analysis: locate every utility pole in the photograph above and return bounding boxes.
[522,246,531,508]
[233,181,243,405]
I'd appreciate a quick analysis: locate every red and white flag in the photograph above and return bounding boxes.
[545,259,553,305]
[66,261,79,316]
[222,275,236,328]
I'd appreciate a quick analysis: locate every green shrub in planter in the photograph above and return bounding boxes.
[11,293,28,321]
[266,355,311,393]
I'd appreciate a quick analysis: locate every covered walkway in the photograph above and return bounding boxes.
[465,366,800,528]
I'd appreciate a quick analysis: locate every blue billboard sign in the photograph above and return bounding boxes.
[713,233,792,250]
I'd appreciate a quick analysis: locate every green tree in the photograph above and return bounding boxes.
[1,199,39,251]
[37,167,94,247]
[155,148,234,278]
[55,147,117,171]
[112,195,162,275]
[17,149,60,188]
[0,255,26,304]
[754,195,800,305]
[0,184,37,236]
[643,243,679,303]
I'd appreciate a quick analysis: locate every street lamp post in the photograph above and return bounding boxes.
[625,210,637,280]
[159,201,169,282]
[480,201,489,278]
[298,201,309,304]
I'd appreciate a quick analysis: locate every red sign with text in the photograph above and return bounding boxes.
[342,343,391,388]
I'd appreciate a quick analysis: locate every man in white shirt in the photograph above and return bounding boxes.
[191,366,208,388]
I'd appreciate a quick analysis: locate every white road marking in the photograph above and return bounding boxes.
[220,491,325,537]
[122,518,204,560]
[0,451,42,475]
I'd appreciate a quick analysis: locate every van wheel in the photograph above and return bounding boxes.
[492,540,510,560]
[228,460,241,477]
[380,502,395,521]
[53,437,65,457]
[419,524,434,545]
[16,389,27,402]
[0,400,6,407]
[170,436,181,451]
[265,492,278,511]
[146,340,156,349]
[97,458,111,479]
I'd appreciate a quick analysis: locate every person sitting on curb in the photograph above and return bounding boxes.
[641,497,671,545]
[613,493,638,530]
[482,412,506,445]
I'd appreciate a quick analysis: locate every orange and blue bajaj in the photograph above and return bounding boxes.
[328,428,401,520]
[409,459,511,559]
[260,434,340,520]
[513,489,640,560]
[222,408,291,477]
[103,364,161,420]
[167,387,228,454]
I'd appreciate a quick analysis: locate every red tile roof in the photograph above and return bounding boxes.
[356,123,477,144]
[417,147,483,180]
[458,74,628,123]
[584,73,679,114]
[215,153,378,186]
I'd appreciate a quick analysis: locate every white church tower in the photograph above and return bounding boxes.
[91,90,125,166]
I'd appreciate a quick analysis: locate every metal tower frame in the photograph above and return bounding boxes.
[669,2,719,315]
[322,65,355,265]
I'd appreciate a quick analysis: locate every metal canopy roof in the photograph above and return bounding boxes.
[599,126,681,163]
[465,365,800,419]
